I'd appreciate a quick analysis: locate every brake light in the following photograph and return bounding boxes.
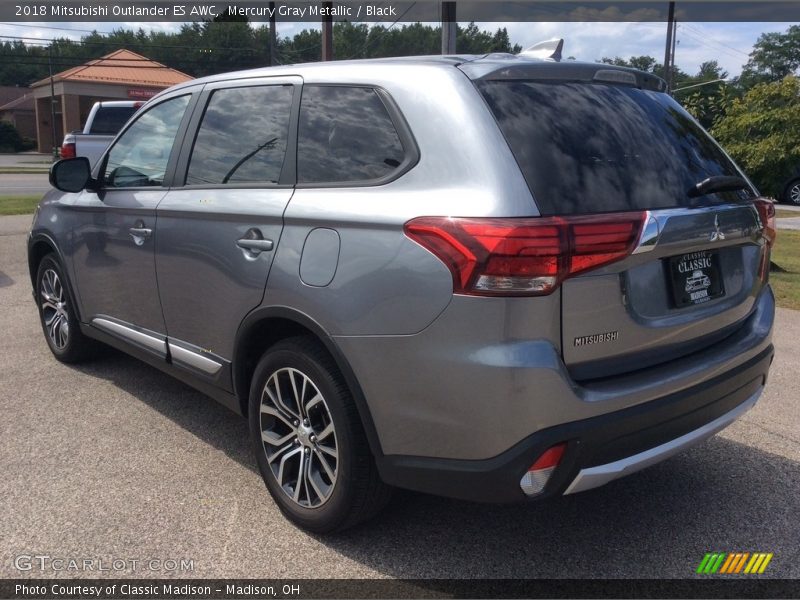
[520,442,567,496]
[404,212,645,296]
[754,198,776,248]
[60,141,75,159]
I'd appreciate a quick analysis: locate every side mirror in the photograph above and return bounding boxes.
[49,157,93,193]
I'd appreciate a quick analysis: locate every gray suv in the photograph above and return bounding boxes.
[30,53,776,533]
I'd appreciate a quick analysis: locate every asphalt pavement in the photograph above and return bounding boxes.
[1,213,799,579]
[1,173,51,196]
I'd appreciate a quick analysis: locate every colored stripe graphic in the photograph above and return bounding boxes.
[734,553,749,573]
[758,553,773,574]
[720,554,736,574]
[711,553,726,573]
[699,552,773,574]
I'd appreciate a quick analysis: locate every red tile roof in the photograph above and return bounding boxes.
[31,49,192,89]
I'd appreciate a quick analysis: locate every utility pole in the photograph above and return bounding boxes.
[663,1,675,93]
[441,2,456,55]
[321,1,333,61]
[48,44,57,160]
[670,17,678,93]
[268,1,277,66]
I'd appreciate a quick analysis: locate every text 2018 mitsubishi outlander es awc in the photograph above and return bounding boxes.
[30,42,776,532]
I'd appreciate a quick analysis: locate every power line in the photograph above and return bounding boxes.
[677,25,750,63]
[681,23,750,57]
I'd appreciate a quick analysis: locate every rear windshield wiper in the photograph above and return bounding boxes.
[687,175,750,199]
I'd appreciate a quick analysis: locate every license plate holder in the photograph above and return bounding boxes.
[667,250,725,308]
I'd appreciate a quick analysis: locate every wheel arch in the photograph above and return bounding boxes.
[28,233,83,322]
[233,306,385,459]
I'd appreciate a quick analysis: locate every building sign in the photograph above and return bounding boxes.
[128,88,158,100]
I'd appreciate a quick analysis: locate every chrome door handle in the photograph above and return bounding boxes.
[129,227,152,246]
[236,238,274,253]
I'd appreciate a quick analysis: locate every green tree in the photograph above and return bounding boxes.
[740,25,800,88]
[712,76,800,197]
[676,60,731,129]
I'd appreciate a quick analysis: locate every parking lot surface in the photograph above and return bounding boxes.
[1,214,799,579]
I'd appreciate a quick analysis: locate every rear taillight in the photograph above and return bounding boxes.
[754,198,776,248]
[404,212,645,296]
[754,199,776,284]
[520,442,567,496]
[60,142,75,159]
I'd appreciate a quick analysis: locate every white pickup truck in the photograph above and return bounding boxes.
[60,101,142,167]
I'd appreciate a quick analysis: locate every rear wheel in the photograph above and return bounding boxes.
[35,254,97,363]
[782,178,800,205]
[248,336,391,533]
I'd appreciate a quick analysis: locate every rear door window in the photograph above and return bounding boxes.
[186,84,293,185]
[476,80,752,215]
[297,85,405,184]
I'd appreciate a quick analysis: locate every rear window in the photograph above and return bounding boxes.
[88,106,138,135]
[476,80,751,215]
[297,86,406,184]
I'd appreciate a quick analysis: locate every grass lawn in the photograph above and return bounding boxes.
[771,229,800,310]
[0,166,49,174]
[775,209,800,219]
[0,194,42,216]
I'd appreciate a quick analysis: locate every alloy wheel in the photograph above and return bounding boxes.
[259,367,338,508]
[790,183,800,205]
[40,268,69,350]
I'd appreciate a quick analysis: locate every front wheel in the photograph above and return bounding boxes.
[35,254,97,363]
[248,337,391,533]
[782,178,800,205]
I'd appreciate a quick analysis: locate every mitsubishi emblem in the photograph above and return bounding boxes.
[710,215,726,242]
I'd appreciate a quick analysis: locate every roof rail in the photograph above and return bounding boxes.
[519,38,564,62]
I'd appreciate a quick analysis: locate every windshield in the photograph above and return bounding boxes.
[476,80,754,215]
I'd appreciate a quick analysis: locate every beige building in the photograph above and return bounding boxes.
[30,49,193,153]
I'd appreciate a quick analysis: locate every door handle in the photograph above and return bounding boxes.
[129,227,152,246]
[236,239,274,252]
[236,229,274,257]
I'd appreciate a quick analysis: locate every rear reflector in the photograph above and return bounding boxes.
[60,142,76,159]
[520,443,567,496]
[404,212,645,296]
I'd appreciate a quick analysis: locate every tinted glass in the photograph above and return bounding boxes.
[103,95,189,188]
[187,85,293,185]
[297,86,405,184]
[477,80,753,215]
[88,106,138,135]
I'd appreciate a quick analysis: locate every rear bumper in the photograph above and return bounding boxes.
[376,343,773,503]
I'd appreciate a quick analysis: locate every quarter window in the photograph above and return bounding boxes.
[297,86,405,184]
[187,85,294,185]
[103,95,190,188]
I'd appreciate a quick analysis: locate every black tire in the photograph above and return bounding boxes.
[35,254,97,363]
[248,336,391,533]
[781,178,800,205]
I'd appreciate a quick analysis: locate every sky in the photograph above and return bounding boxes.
[0,20,795,76]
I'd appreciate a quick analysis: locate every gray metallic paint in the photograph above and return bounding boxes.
[29,56,776,472]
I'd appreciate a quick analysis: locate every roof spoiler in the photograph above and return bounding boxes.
[519,38,564,62]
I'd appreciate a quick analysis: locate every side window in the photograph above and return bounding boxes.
[297,86,406,184]
[103,95,190,188]
[186,85,293,185]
